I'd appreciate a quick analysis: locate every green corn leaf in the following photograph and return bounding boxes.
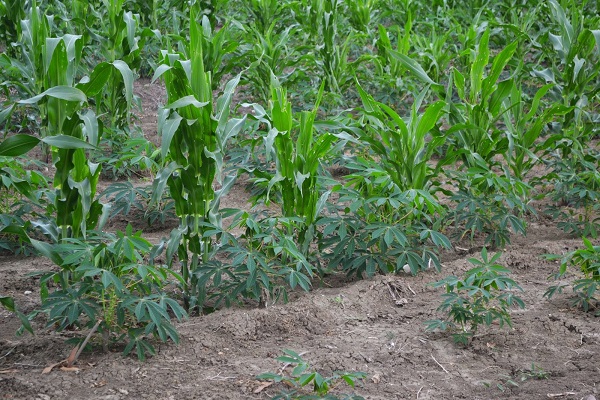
[164,95,209,110]
[470,29,490,103]
[40,135,97,150]
[30,239,64,266]
[415,100,445,140]
[112,60,134,121]
[80,109,100,147]
[482,41,517,101]
[18,86,87,104]
[0,104,14,126]
[0,134,40,156]
[159,112,183,160]
[77,62,112,97]
[387,49,443,90]
[151,64,172,83]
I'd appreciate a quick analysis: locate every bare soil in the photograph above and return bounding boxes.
[1,79,599,400]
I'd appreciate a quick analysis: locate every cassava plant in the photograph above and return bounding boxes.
[257,349,366,400]
[30,227,187,360]
[545,237,600,314]
[426,248,525,345]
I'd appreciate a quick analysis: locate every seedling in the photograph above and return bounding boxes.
[257,349,366,399]
[426,248,525,345]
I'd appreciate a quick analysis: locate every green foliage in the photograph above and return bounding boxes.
[426,248,525,345]
[151,3,245,310]
[194,212,316,308]
[30,226,186,360]
[445,31,516,168]
[542,136,600,238]
[240,23,304,103]
[447,160,533,249]
[355,81,445,192]
[545,237,600,314]
[533,0,600,133]
[320,180,451,277]
[257,349,366,400]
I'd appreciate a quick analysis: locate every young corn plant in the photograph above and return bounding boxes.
[247,75,337,254]
[355,80,446,192]
[240,23,304,103]
[151,4,245,311]
[4,33,124,241]
[405,27,516,169]
[426,248,525,345]
[344,0,376,34]
[533,0,600,137]
[502,83,571,181]
[0,0,26,56]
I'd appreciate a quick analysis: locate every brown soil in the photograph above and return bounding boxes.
[1,80,599,400]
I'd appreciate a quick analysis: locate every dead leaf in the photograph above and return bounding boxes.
[42,360,66,374]
[91,380,107,388]
[0,369,19,374]
[253,381,274,394]
[66,345,79,368]
[371,373,381,384]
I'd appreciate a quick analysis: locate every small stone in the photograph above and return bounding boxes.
[118,388,129,395]
[24,290,32,295]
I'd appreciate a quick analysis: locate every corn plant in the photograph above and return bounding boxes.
[502,83,571,181]
[355,81,445,192]
[151,4,245,310]
[344,0,376,33]
[240,23,304,103]
[244,0,285,35]
[246,75,338,252]
[444,28,518,168]
[426,248,525,345]
[5,50,118,242]
[375,20,413,92]
[0,1,53,138]
[294,0,364,95]
[0,0,26,56]
[533,0,600,136]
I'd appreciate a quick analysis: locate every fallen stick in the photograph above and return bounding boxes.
[431,354,449,374]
